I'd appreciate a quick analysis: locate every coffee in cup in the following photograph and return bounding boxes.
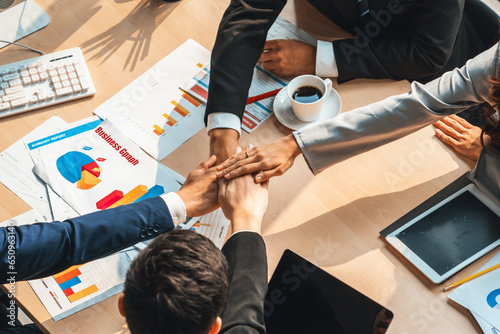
[286,75,332,122]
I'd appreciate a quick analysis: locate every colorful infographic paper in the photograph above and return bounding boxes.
[28,119,184,215]
[449,251,500,331]
[94,39,210,161]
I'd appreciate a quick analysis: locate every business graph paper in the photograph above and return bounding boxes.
[94,39,210,161]
[29,253,128,321]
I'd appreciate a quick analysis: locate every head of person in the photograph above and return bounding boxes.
[118,230,229,334]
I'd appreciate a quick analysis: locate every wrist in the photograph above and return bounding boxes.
[209,128,239,143]
[231,214,264,234]
[285,134,302,158]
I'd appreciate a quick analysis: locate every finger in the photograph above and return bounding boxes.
[259,51,274,62]
[448,114,473,127]
[435,128,459,146]
[200,155,217,170]
[216,147,257,174]
[234,146,242,155]
[440,116,467,133]
[433,120,460,140]
[255,167,284,183]
[224,161,266,179]
[263,39,280,51]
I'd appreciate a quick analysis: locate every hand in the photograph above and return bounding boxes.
[176,155,219,217]
[209,128,242,164]
[216,134,302,183]
[259,39,316,78]
[433,115,486,161]
[218,173,269,233]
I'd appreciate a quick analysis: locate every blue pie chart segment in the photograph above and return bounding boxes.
[56,151,96,183]
[486,288,500,309]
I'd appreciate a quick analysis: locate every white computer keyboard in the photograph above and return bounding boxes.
[0,47,96,118]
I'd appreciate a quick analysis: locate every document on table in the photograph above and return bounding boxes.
[182,16,317,132]
[448,251,500,332]
[0,116,69,221]
[94,39,210,161]
[178,209,230,249]
[27,119,185,215]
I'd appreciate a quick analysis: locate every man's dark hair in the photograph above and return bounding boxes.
[123,230,229,334]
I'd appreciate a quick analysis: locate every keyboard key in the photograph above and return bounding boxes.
[57,68,67,75]
[20,70,29,77]
[29,95,38,104]
[3,73,20,81]
[56,87,73,97]
[46,91,55,100]
[80,79,90,91]
[0,90,4,97]
[40,72,48,81]
[62,80,71,87]
[9,79,22,87]
[72,85,81,93]
[29,68,38,76]
[3,92,26,102]
[31,75,40,84]
[38,92,46,101]
[0,102,10,111]
[4,86,22,95]
[68,72,77,79]
[22,77,31,86]
[1,83,9,89]
[11,98,28,108]
[60,74,69,81]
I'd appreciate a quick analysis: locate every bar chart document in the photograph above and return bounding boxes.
[182,16,317,132]
[28,119,184,215]
[94,39,210,160]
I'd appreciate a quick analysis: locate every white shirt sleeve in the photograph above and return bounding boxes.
[316,40,339,78]
[160,192,186,226]
[207,112,242,137]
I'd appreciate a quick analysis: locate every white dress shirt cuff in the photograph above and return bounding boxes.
[207,112,242,137]
[316,40,339,78]
[160,192,187,226]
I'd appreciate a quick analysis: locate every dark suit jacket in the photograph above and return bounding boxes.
[205,0,486,123]
[0,197,175,283]
[220,232,268,333]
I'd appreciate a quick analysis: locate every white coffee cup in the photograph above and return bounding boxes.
[287,75,332,122]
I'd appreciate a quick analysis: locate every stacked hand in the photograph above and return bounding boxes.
[218,148,269,233]
[433,115,487,161]
[216,134,302,183]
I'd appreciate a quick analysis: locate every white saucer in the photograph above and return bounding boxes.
[273,86,342,130]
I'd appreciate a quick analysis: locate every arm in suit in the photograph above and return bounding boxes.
[220,232,268,334]
[205,0,286,123]
[294,42,499,174]
[333,0,466,82]
[0,197,175,283]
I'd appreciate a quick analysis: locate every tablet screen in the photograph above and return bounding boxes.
[395,190,500,275]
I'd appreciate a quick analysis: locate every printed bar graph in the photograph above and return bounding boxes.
[59,276,82,291]
[96,190,124,210]
[153,124,165,136]
[133,185,165,203]
[67,284,99,303]
[171,100,189,117]
[109,185,148,208]
[54,266,81,284]
[190,84,208,100]
[182,93,202,107]
[162,113,177,126]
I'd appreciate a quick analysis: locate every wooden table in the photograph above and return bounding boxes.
[0,0,490,333]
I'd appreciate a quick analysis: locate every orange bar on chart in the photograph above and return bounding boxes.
[109,185,148,208]
[67,284,99,303]
[182,93,202,107]
[54,266,81,285]
[171,100,189,117]
[162,113,177,126]
[153,124,165,136]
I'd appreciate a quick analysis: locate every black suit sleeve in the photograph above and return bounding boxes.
[334,0,464,82]
[220,232,268,334]
[0,197,175,283]
[205,0,287,123]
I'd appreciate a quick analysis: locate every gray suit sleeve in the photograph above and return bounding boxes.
[294,43,499,174]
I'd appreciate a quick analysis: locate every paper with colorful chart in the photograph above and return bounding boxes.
[448,251,500,331]
[27,118,184,215]
[181,16,316,132]
[94,38,209,161]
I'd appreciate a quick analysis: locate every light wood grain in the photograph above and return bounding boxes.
[0,0,492,333]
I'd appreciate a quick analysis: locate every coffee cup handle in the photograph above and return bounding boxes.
[324,78,332,97]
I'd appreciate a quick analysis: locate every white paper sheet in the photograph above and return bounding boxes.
[94,39,210,160]
[448,251,500,331]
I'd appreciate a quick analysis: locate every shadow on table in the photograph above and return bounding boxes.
[81,0,179,72]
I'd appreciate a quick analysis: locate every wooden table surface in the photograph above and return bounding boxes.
[0,0,492,333]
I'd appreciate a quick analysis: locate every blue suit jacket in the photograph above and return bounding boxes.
[0,197,175,284]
